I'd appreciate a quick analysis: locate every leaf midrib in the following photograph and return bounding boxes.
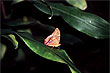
[51,5,108,31]
[16,32,80,73]
[49,48,81,73]
[36,1,108,31]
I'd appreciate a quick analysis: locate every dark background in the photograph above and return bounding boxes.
[1,1,109,73]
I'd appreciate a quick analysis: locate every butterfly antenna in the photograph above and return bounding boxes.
[41,0,53,19]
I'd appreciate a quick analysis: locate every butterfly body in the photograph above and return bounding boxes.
[44,28,61,47]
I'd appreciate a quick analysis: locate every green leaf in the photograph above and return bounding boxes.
[17,28,32,34]
[1,29,15,35]
[1,29,18,49]
[0,43,7,60]
[62,34,82,45]
[36,20,55,30]
[66,0,87,10]
[8,34,18,49]
[12,0,24,4]
[15,48,25,61]
[33,1,110,39]
[15,32,81,73]
[5,17,36,26]
[2,34,18,49]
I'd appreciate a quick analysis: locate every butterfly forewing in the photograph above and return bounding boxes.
[44,28,61,47]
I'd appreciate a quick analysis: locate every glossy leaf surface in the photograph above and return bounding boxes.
[66,0,87,10]
[16,32,81,73]
[34,1,110,39]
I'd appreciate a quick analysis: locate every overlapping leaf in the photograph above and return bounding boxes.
[33,1,110,39]
[1,34,18,49]
[66,0,87,10]
[8,34,18,49]
[15,32,81,73]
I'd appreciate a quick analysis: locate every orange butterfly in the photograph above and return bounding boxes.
[44,28,61,47]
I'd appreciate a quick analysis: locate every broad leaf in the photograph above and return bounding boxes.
[66,0,87,10]
[15,32,81,73]
[33,1,110,39]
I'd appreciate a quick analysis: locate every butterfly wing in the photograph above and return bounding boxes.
[44,28,61,47]
[51,28,60,43]
[44,34,53,45]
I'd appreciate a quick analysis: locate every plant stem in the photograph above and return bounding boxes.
[1,0,7,19]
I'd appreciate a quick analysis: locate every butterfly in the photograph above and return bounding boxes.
[44,28,61,47]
